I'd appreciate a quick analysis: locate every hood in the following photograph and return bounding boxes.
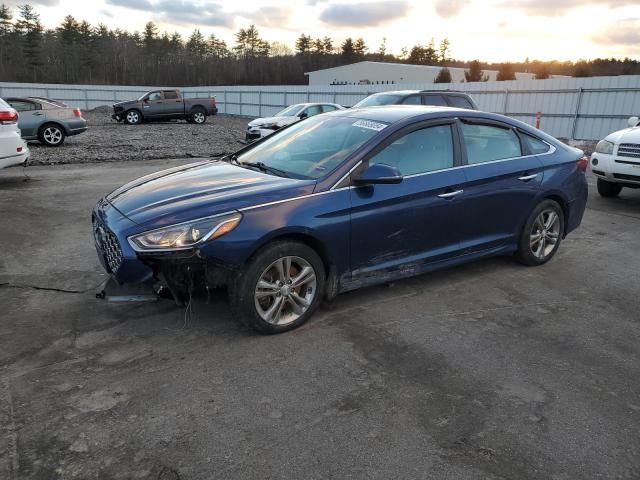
[113,100,136,109]
[106,160,315,229]
[248,116,297,127]
[606,126,640,144]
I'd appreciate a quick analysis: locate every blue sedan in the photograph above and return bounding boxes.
[93,106,588,333]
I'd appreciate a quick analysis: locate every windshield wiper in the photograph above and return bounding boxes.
[243,162,291,178]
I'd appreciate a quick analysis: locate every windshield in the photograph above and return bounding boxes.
[237,115,386,180]
[275,104,303,117]
[354,94,404,108]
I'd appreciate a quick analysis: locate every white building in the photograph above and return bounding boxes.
[306,61,556,86]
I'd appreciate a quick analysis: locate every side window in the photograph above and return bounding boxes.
[163,91,179,100]
[447,96,473,109]
[147,91,162,101]
[322,105,338,113]
[401,95,421,105]
[521,132,551,154]
[369,125,454,176]
[422,94,447,106]
[461,123,522,164]
[8,101,36,112]
[304,105,323,117]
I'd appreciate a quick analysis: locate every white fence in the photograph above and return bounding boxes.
[2,75,640,141]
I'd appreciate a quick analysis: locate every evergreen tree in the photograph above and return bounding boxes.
[0,4,13,35]
[464,60,489,82]
[496,62,516,81]
[15,4,43,81]
[295,33,311,55]
[439,38,450,64]
[341,37,356,63]
[434,67,452,83]
[353,37,367,59]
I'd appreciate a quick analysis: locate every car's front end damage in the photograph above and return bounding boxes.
[245,116,295,142]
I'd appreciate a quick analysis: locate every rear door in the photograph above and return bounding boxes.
[6,100,43,138]
[349,121,467,280]
[456,119,545,253]
[161,90,184,115]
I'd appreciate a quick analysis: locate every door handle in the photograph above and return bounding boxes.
[437,189,463,199]
[33,112,43,116]
[518,173,538,181]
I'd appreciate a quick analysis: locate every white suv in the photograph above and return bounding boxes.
[590,116,640,197]
[0,98,29,169]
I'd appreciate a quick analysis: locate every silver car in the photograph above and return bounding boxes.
[3,97,88,147]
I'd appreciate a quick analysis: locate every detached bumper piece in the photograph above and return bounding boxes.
[96,276,158,303]
[245,131,262,142]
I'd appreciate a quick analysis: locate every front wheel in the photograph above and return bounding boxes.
[124,110,142,125]
[516,199,565,266]
[230,241,325,334]
[597,178,622,198]
[39,124,65,147]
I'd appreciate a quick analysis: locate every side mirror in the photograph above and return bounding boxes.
[628,116,639,128]
[353,163,403,186]
[299,112,308,119]
[143,98,149,103]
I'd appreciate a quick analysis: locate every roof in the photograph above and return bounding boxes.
[329,105,464,123]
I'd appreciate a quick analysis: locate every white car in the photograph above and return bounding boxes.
[245,102,344,142]
[590,116,640,197]
[0,98,29,169]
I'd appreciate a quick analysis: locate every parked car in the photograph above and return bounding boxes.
[112,90,218,125]
[3,97,87,147]
[245,103,344,142]
[0,98,29,168]
[590,116,640,197]
[93,106,588,334]
[353,90,478,110]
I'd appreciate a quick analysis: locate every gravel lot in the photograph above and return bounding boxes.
[0,159,639,479]
[25,108,249,166]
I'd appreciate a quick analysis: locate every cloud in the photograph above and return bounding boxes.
[591,18,640,46]
[434,0,470,18]
[497,0,637,16]
[319,1,411,27]
[4,0,59,6]
[105,0,234,28]
[238,6,292,29]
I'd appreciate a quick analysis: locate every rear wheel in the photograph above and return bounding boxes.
[191,108,207,125]
[597,178,622,198]
[230,241,325,334]
[124,109,142,125]
[516,199,564,266]
[38,124,65,147]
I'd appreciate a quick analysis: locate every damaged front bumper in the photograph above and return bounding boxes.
[92,199,237,303]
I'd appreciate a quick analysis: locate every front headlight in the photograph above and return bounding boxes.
[595,139,614,155]
[128,212,242,252]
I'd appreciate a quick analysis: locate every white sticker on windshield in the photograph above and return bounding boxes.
[352,119,387,131]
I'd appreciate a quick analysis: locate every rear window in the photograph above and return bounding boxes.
[163,91,179,100]
[422,94,447,106]
[447,96,473,109]
[354,94,403,108]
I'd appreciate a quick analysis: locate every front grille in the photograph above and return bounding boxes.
[93,218,123,273]
[617,143,640,159]
[613,173,640,182]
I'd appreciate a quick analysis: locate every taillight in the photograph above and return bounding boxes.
[0,110,18,124]
[577,155,588,172]
[73,108,82,117]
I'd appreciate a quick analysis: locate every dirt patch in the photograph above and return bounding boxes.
[25,109,251,166]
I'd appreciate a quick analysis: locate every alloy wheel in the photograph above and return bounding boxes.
[126,111,140,124]
[193,112,205,124]
[43,127,63,145]
[254,256,317,326]
[530,209,561,260]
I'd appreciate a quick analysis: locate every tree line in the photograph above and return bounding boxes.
[0,4,639,87]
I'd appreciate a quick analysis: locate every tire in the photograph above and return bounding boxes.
[124,109,142,125]
[190,107,207,125]
[38,123,65,147]
[597,178,622,198]
[516,199,565,266]
[230,241,325,334]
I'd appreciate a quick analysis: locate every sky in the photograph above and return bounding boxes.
[4,0,640,62]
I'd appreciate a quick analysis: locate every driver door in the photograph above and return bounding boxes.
[142,91,165,117]
[349,121,467,281]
